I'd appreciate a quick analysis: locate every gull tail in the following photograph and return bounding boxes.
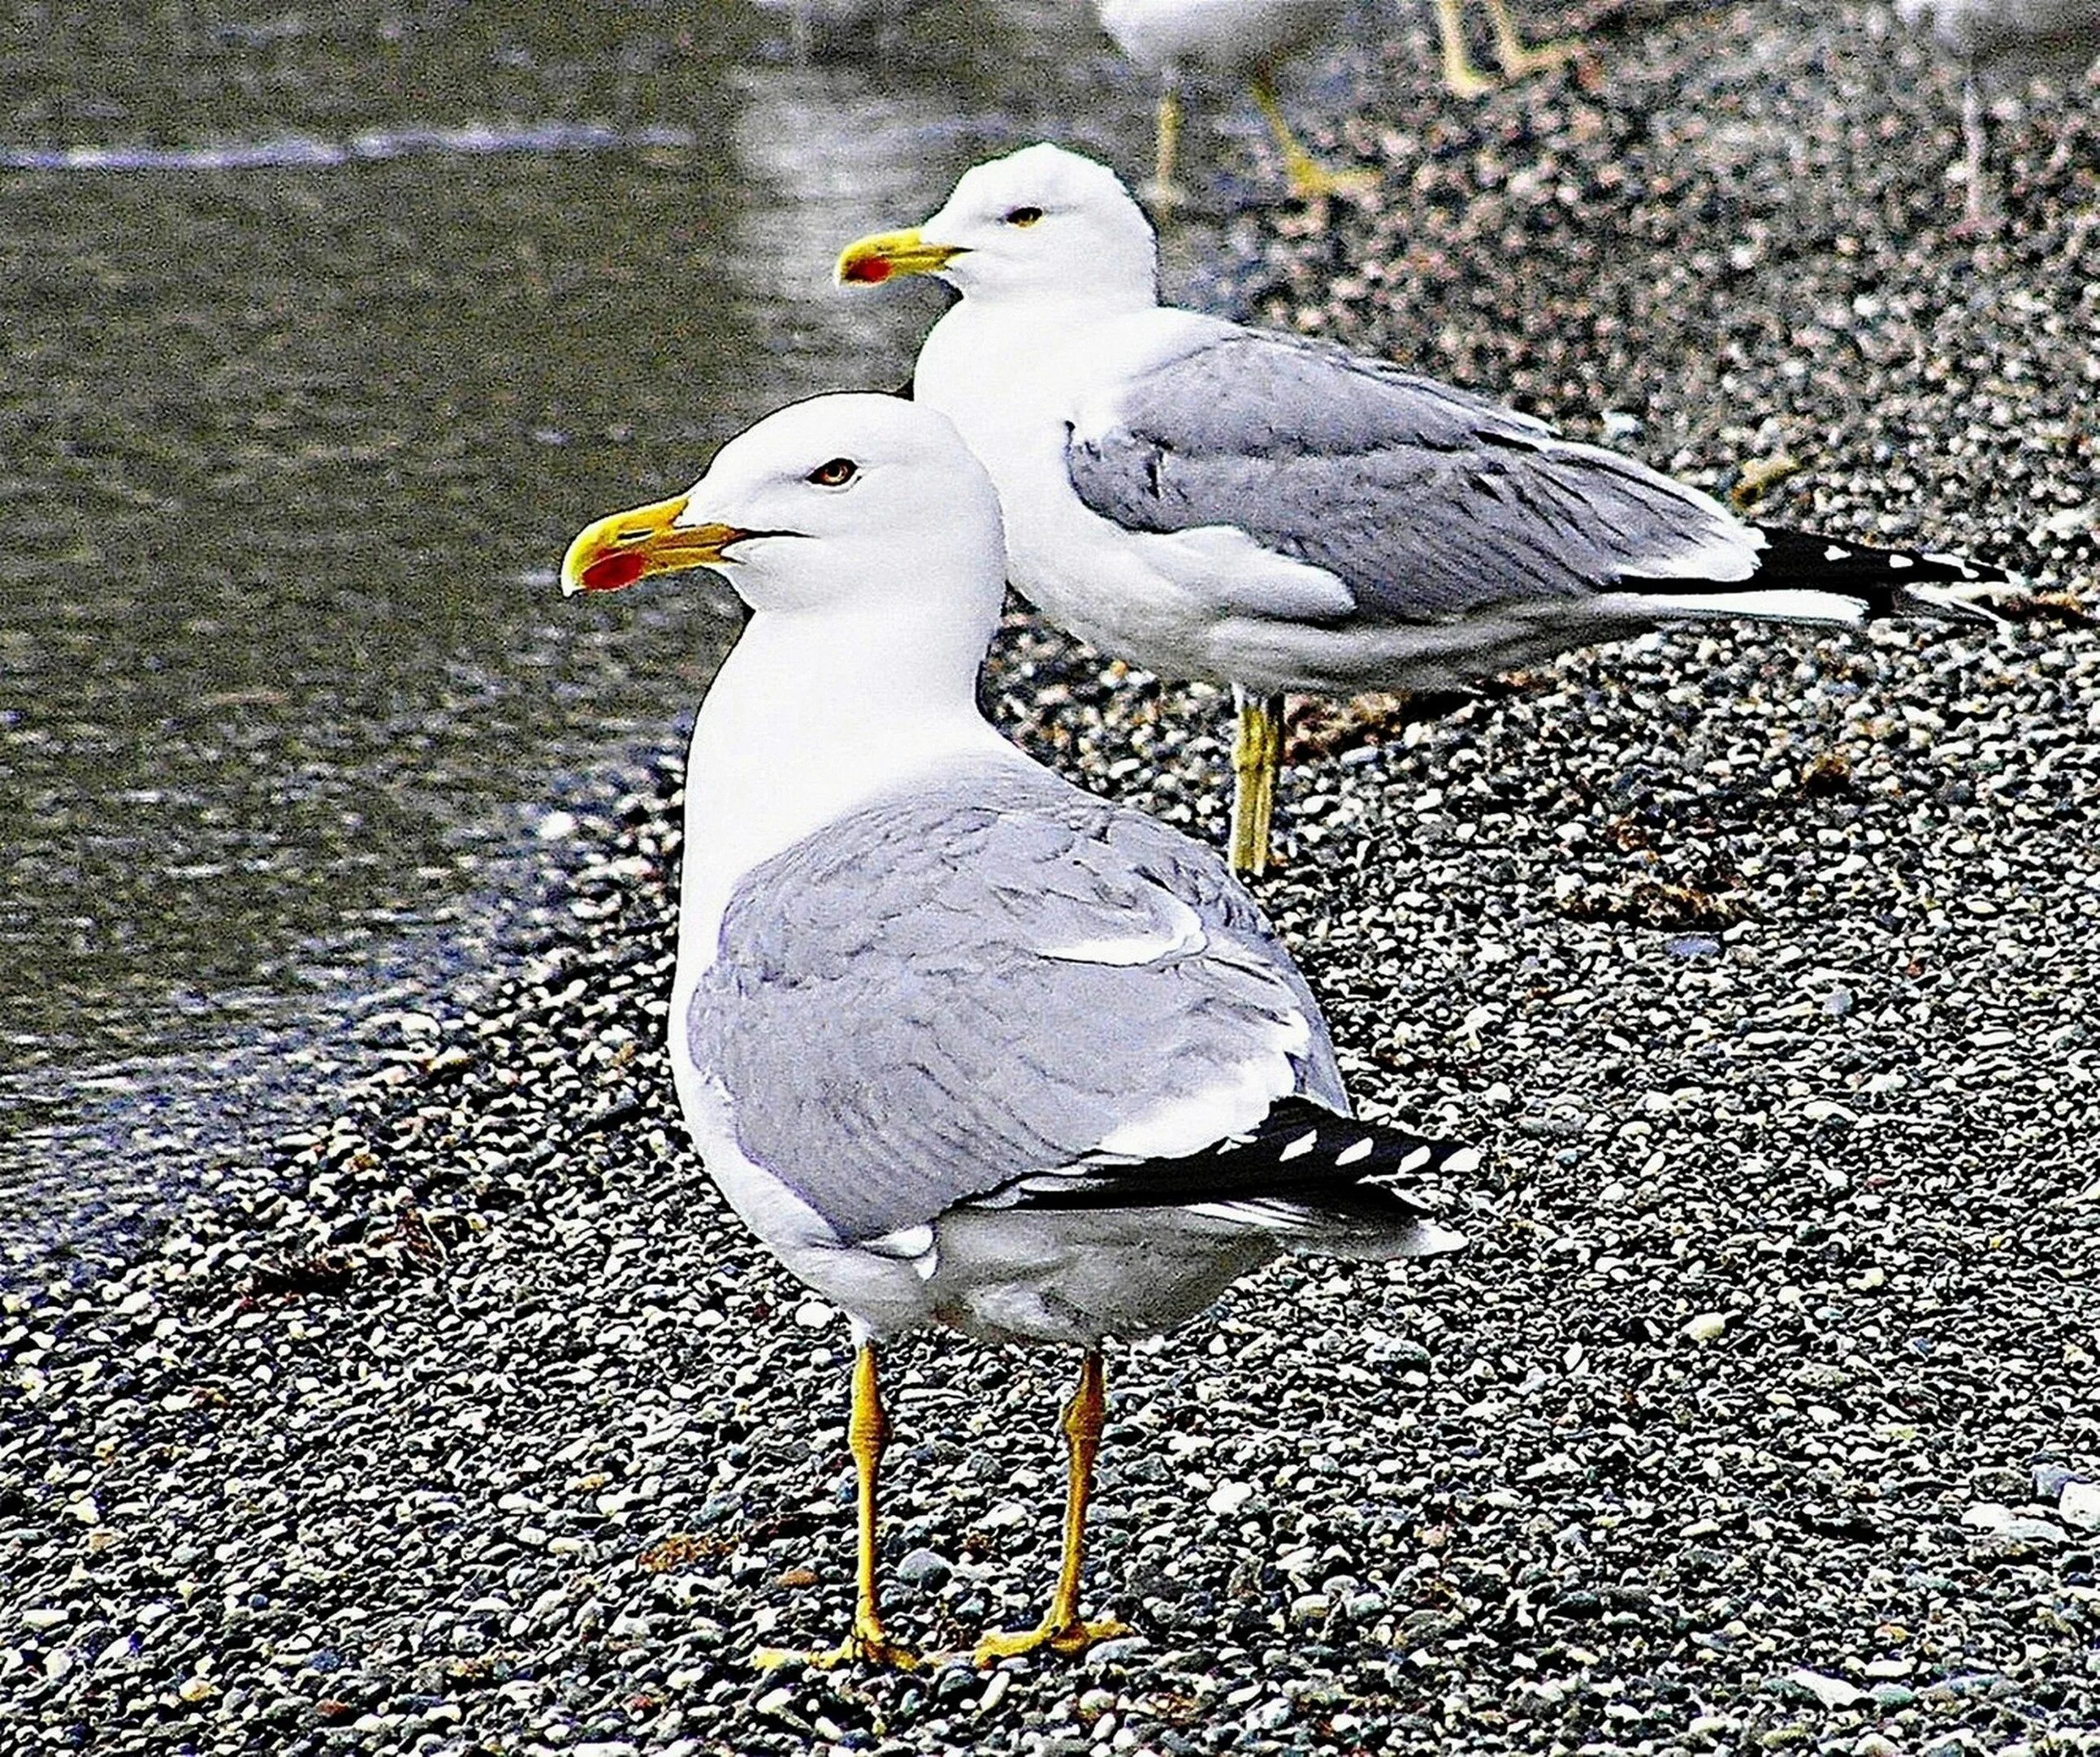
[1610,526,2019,629]
[1005,1098,1474,1260]
[1749,526,2019,623]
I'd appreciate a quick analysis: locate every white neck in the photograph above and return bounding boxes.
[673,602,1024,982]
[918,294,1129,467]
[936,273,1156,351]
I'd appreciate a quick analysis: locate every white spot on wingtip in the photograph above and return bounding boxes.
[1888,552,1915,569]
[1278,1130,1319,1162]
[865,1223,935,1259]
[1334,1137,1375,1167]
[1397,1145,1431,1173]
[1443,1148,1483,1175]
[1189,1199,1314,1231]
[1824,543,1851,561]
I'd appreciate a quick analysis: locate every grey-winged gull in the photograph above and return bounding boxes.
[836,142,2011,876]
[559,392,1474,1668]
[1093,0,1583,203]
[1893,0,2100,231]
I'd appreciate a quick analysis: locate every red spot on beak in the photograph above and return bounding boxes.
[579,549,648,592]
[843,256,892,285]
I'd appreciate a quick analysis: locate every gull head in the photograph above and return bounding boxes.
[837,142,1158,309]
[560,393,1006,620]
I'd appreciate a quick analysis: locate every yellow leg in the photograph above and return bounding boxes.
[1154,91,1184,206]
[1247,75,1376,201]
[1228,686,1286,879]
[975,1351,1129,1664]
[1479,0,1582,80]
[1432,0,1496,97]
[754,1343,919,1671]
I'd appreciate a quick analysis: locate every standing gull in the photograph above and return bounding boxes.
[1093,0,1374,201]
[1093,0,1583,204]
[560,393,1474,1668]
[837,143,2011,876]
[1892,0,2100,231]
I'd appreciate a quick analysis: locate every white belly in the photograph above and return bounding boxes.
[927,1205,1279,1346]
[1096,0,1349,75]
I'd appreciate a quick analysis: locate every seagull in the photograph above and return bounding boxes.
[1093,0,1583,203]
[1092,0,1375,201]
[835,143,2010,876]
[1892,0,2100,231]
[559,392,1474,1668]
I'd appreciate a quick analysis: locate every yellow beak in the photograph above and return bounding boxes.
[559,494,747,596]
[835,227,963,287]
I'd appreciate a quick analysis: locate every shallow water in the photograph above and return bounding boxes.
[0,0,1312,1285]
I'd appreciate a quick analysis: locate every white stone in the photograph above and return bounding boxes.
[1785,1668,1866,1709]
[1960,1502,2067,1543]
[2059,1480,2100,1530]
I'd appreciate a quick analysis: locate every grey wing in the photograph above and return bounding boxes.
[689,769,1344,1244]
[1066,328,1760,622]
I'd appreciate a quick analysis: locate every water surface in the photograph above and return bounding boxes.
[0,0,1316,1285]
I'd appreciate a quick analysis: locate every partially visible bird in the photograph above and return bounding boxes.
[1093,0,1375,202]
[1893,0,2100,231]
[837,144,2012,876]
[1093,0,1585,206]
[560,392,1474,1668]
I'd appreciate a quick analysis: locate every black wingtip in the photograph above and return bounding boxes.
[1236,1105,1483,1194]
[1003,1097,1480,1214]
[1752,524,2018,622]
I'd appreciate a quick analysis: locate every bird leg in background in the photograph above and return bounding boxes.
[1150,91,1187,210]
[974,1350,1130,1663]
[756,1342,919,1670]
[1479,0,1582,80]
[1433,0,1580,97]
[1228,686,1287,878]
[1246,75,1377,201]
[1431,0,1497,96]
[1955,76,1997,234]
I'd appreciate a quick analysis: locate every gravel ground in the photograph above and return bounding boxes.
[6,2,2098,1753]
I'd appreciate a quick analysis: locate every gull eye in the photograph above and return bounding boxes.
[807,457,857,487]
[1002,206,1043,228]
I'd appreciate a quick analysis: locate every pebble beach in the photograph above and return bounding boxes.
[6,2,2098,1754]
